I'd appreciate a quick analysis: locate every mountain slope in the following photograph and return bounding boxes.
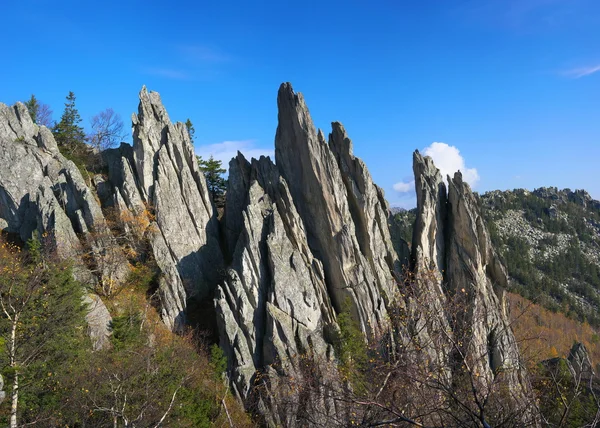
[480,187,600,326]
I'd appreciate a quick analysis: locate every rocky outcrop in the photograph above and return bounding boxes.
[98,87,225,329]
[446,171,530,408]
[409,153,535,423]
[216,85,538,425]
[84,293,113,351]
[412,151,447,277]
[568,342,595,381]
[274,83,398,339]
[216,153,340,425]
[1,84,543,426]
[542,342,595,387]
[0,102,121,349]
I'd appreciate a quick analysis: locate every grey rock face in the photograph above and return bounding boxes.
[100,87,224,329]
[568,342,594,381]
[0,102,118,349]
[409,153,535,422]
[405,152,452,378]
[412,150,447,278]
[84,293,113,351]
[445,170,532,414]
[542,342,595,394]
[216,155,338,421]
[328,122,400,302]
[274,83,397,339]
[101,143,145,214]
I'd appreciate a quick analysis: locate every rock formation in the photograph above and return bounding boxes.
[0,101,122,349]
[409,152,535,422]
[542,342,595,391]
[0,83,543,426]
[101,87,223,329]
[275,83,398,339]
[216,153,340,425]
[568,342,595,381]
[446,170,530,408]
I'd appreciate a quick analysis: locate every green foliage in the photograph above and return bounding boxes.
[24,94,53,128]
[24,94,39,124]
[534,359,600,427]
[53,91,86,154]
[110,309,142,351]
[126,261,159,292]
[210,343,227,380]
[0,240,89,425]
[185,118,195,142]
[391,208,417,245]
[0,242,249,426]
[333,299,368,391]
[25,237,42,264]
[482,189,600,327]
[197,155,227,207]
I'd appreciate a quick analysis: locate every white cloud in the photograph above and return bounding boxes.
[393,180,415,193]
[563,64,600,79]
[423,142,480,187]
[195,140,274,172]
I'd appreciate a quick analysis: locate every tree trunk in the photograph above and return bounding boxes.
[10,372,18,428]
[10,317,19,428]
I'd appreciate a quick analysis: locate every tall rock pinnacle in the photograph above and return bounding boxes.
[274,82,399,338]
[105,86,224,329]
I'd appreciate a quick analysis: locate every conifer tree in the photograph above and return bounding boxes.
[24,95,39,124]
[196,155,227,206]
[185,118,195,142]
[0,239,88,427]
[53,91,85,154]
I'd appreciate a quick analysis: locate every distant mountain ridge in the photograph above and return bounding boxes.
[480,186,600,326]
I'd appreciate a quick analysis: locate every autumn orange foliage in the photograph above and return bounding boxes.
[508,292,600,368]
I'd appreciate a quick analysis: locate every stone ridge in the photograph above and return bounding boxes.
[0,84,543,426]
[411,152,534,421]
[216,153,340,426]
[103,87,224,329]
[275,82,398,339]
[446,170,527,403]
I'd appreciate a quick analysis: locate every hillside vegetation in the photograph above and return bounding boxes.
[0,236,251,427]
[480,188,600,326]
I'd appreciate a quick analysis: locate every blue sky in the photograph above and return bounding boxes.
[2,0,599,208]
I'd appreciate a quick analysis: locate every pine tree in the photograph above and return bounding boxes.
[24,95,39,124]
[53,91,86,155]
[24,95,53,128]
[185,118,195,142]
[196,155,227,207]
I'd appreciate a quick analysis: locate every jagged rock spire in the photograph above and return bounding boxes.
[103,86,224,329]
[275,82,398,338]
[412,152,536,422]
[215,154,340,425]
